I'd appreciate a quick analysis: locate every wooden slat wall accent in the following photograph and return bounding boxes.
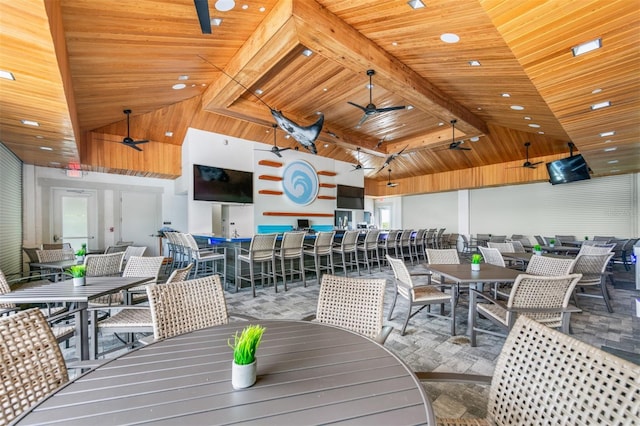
[263,212,334,217]
[365,153,566,197]
[258,160,283,167]
[258,175,282,181]
[317,195,336,200]
[317,171,337,176]
[258,190,283,195]
[319,183,336,188]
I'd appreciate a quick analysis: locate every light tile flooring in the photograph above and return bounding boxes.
[68,260,639,421]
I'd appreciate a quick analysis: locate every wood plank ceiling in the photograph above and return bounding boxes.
[0,0,638,194]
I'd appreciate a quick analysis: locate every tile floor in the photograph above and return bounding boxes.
[68,259,640,421]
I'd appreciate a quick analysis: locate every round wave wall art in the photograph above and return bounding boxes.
[282,160,319,205]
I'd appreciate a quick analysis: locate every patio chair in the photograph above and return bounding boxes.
[572,253,615,313]
[120,246,146,271]
[525,255,575,276]
[378,229,400,266]
[90,255,163,306]
[84,252,125,277]
[332,230,360,276]
[303,274,392,344]
[468,273,582,346]
[386,255,454,336]
[356,229,381,273]
[235,233,278,297]
[417,315,640,425]
[410,228,427,262]
[274,231,306,291]
[147,274,229,340]
[579,242,616,255]
[303,231,335,281]
[36,248,75,262]
[0,309,69,425]
[425,248,460,285]
[486,242,515,253]
[182,233,226,281]
[396,229,414,264]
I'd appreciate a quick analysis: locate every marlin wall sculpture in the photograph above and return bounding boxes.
[199,56,323,154]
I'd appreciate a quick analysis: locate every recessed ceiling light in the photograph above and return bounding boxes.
[324,143,329,148]
[607,160,619,164]
[172,83,186,90]
[302,49,313,57]
[501,93,510,97]
[604,147,617,152]
[40,146,53,151]
[469,136,480,142]
[259,6,265,12]
[210,18,222,26]
[528,123,541,128]
[571,37,602,56]
[165,131,173,137]
[323,88,328,92]
[21,119,39,126]
[255,89,263,95]
[406,105,414,110]
[36,135,44,139]
[407,0,425,9]
[510,105,524,110]
[599,131,615,137]
[178,75,189,80]
[538,131,545,134]
[215,0,235,12]
[592,88,603,94]
[610,169,620,173]
[604,139,613,143]
[524,116,532,120]
[391,42,398,46]
[0,70,15,80]
[242,4,248,10]
[441,33,460,43]
[468,60,481,66]
[591,101,611,110]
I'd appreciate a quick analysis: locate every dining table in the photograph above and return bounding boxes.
[501,251,574,267]
[14,320,436,425]
[28,259,80,281]
[426,263,523,336]
[538,245,581,255]
[0,276,152,361]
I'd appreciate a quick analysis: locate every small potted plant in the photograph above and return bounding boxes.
[228,324,265,389]
[549,239,556,248]
[67,264,86,287]
[584,236,589,241]
[471,253,482,271]
[75,243,87,262]
[533,244,542,255]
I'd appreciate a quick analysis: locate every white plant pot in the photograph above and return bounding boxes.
[549,244,555,248]
[76,255,85,263]
[471,263,480,271]
[73,277,86,287]
[534,251,542,256]
[232,359,257,389]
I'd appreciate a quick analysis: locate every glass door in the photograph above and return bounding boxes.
[52,189,98,252]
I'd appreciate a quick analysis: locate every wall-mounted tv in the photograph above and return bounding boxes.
[545,154,591,185]
[193,164,253,203]
[336,184,364,210]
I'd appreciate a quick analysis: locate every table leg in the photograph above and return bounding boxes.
[77,302,89,360]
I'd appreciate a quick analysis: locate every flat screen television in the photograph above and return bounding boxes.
[336,184,364,210]
[545,154,591,185]
[193,164,253,203]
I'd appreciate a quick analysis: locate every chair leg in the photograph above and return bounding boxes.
[401,304,412,336]
[388,291,398,321]
[600,280,613,313]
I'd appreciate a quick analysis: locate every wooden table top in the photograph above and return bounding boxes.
[16,320,435,425]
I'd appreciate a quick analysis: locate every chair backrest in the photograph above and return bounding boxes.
[386,255,417,292]
[84,252,126,277]
[381,230,401,248]
[0,269,16,310]
[36,248,75,262]
[479,247,506,267]
[555,235,576,244]
[279,231,306,257]
[412,229,426,244]
[425,248,460,264]
[122,256,164,282]
[572,253,614,277]
[534,235,545,245]
[165,263,194,283]
[505,273,581,325]
[104,244,128,254]
[507,240,526,253]
[487,242,515,253]
[593,236,615,242]
[525,255,575,276]
[398,229,413,245]
[487,315,640,425]
[42,243,72,250]
[361,229,381,248]
[316,274,386,340]
[578,243,615,255]
[123,246,146,261]
[248,233,278,261]
[147,275,228,340]
[489,235,506,243]
[338,230,359,252]
[22,247,40,263]
[0,309,68,424]
[310,231,335,255]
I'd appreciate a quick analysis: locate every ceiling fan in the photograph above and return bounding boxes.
[255,124,291,157]
[348,69,406,127]
[437,119,471,151]
[193,0,212,34]
[386,169,398,187]
[121,109,149,151]
[509,142,543,169]
[351,147,374,171]
[377,145,408,174]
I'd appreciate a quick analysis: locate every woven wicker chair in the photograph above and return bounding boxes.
[236,233,278,297]
[425,248,460,285]
[147,274,229,340]
[418,315,640,425]
[303,231,335,281]
[120,246,147,271]
[84,252,125,277]
[469,273,582,347]
[572,253,615,313]
[507,239,526,253]
[578,242,616,255]
[525,255,575,276]
[479,246,506,267]
[486,242,515,253]
[274,231,306,291]
[42,243,72,250]
[303,274,392,344]
[36,248,75,262]
[0,309,69,425]
[356,229,381,273]
[386,255,455,336]
[104,244,128,254]
[90,256,163,306]
[332,230,360,276]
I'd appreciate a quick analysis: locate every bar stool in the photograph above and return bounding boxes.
[397,229,414,265]
[303,231,335,282]
[332,230,360,276]
[274,231,306,291]
[357,229,381,273]
[378,229,400,268]
[183,233,226,282]
[235,233,278,297]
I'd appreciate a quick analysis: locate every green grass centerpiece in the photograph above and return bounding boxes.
[471,254,482,264]
[67,264,86,278]
[75,243,87,257]
[229,324,265,389]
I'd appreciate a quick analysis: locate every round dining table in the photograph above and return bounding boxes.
[16,320,435,425]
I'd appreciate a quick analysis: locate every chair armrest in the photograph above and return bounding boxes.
[415,371,492,385]
[301,313,316,322]
[507,306,582,314]
[469,289,506,308]
[374,325,393,345]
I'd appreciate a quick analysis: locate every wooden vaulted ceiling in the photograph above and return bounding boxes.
[0,0,638,195]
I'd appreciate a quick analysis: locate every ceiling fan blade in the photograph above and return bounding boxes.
[531,161,544,166]
[387,182,398,187]
[456,147,472,151]
[347,101,367,113]
[124,143,143,152]
[375,106,405,113]
[276,147,291,153]
[357,114,370,127]
[133,139,149,144]
[193,0,212,34]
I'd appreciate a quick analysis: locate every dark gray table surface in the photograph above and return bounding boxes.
[427,263,522,284]
[16,320,435,425]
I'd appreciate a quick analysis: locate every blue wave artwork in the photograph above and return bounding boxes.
[282,160,319,205]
